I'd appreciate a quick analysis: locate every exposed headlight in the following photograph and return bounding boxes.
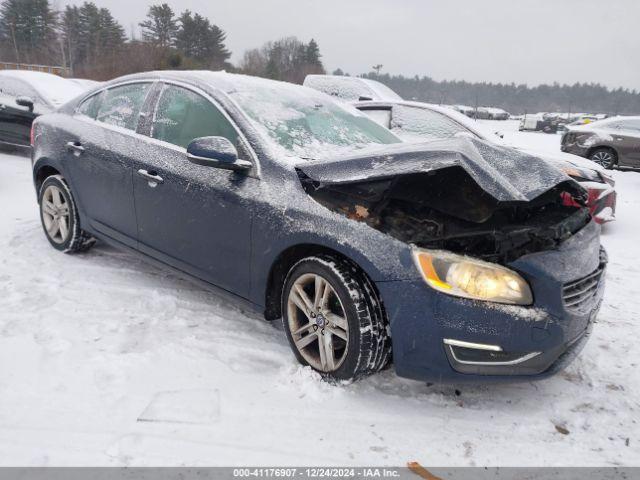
[562,166,602,183]
[413,249,533,305]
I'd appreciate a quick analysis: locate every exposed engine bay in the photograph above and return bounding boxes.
[298,164,591,264]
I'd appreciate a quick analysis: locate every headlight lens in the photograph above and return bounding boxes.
[413,249,533,305]
[562,166,601,183]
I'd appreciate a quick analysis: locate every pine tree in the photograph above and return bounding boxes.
[0,0,58,63]
[139,3,177,49]
[305,39,322,68]
[176,10,230,68]
[61,5,82,72]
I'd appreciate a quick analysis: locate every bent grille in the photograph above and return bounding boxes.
[563,256,606,310]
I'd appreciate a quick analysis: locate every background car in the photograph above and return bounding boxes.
[561,116,640,169]
[303,74,403,102]
[32,71,604,384]
[478,106,510,120]
[352,100,617,223]
[0,70,87,148]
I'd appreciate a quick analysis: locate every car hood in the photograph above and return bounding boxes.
[296,137,584,203]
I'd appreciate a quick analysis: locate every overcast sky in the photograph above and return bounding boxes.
[56,0,640,90]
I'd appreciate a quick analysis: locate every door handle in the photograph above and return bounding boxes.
[66,141,85,155]
[137,169,164,187]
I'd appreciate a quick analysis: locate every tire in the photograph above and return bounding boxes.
[281,255,391,382]
[38,175,95,253]
[589,148,617,170]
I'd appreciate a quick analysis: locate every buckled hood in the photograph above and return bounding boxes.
[296,137,585,203]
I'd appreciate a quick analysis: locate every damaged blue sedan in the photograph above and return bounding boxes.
[31,72,605,383]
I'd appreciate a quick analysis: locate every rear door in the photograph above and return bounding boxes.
[614,120,640,166]
[64,82,156,247]
[132,82,256,297]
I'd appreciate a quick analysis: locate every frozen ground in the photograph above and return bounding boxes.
[0,125,639,466]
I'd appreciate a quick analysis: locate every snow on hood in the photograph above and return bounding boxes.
[296,137,583,203]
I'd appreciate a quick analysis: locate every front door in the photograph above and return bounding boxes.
[132,83,255,297]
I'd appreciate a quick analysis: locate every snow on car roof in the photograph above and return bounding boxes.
[0,70,85,107]
[303,74,402,102]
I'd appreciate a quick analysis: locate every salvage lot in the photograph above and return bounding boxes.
[0,122,639,466]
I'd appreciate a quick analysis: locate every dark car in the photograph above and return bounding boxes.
[0,70,85,148]
[31,71,605,383]
[352,100,617,223]
[561,116,640,169]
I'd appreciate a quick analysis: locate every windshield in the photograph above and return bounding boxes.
[227,83,401,160]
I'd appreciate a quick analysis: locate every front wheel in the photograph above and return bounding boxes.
[281,255,391,382]
[39,175,95,253]
[589,148,617,169]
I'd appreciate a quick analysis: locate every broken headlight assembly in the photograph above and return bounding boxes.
[561,166,602,183]
[413,249,533,305]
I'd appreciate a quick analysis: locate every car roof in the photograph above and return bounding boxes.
[0,70,85,107]
[353,99,491,140]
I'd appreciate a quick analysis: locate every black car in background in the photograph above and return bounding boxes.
[0,70,86,148]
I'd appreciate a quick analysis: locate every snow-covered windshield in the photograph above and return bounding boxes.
[228,83,401,160]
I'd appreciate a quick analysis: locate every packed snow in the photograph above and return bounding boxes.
[0,123,638,466]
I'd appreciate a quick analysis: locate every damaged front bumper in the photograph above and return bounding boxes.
[377,221,606,383]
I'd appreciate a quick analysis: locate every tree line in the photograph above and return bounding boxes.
[356,72,640,116]
[0,0,325,81]
[0,0,637,114]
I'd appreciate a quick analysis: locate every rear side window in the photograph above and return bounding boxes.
[360,108,392,129]
[619,119,640,132]
[96,83,151,131]
[77,92,103,119]
[391,105,475,140]
[151,85,239,150]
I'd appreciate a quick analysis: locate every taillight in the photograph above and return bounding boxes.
[30,124,35,146]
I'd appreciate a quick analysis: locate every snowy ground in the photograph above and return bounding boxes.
[0,125,639,466]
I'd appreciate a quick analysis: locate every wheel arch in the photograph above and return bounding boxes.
[263,243,382,321]
[586,145,618,164]
[34,162,63,196]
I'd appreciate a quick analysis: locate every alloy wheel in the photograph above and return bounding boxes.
[286,273,349,372]
[41,185,71,244]
[591,151,614,169]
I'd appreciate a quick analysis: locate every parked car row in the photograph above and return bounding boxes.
[29,71,607,385]
[519,112,610,134]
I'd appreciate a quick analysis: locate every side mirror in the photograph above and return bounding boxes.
[186,136,252,172]
[16,96,34,112]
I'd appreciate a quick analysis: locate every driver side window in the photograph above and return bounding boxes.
[151,85,241,152]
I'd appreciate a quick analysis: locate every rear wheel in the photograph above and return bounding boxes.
[589,148,617,169]
[281,255,391,382]
[39,175,95,253]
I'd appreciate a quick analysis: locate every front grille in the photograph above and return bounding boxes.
[563,253,606,310]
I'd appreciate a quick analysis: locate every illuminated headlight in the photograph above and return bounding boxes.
[413,249,533,305]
